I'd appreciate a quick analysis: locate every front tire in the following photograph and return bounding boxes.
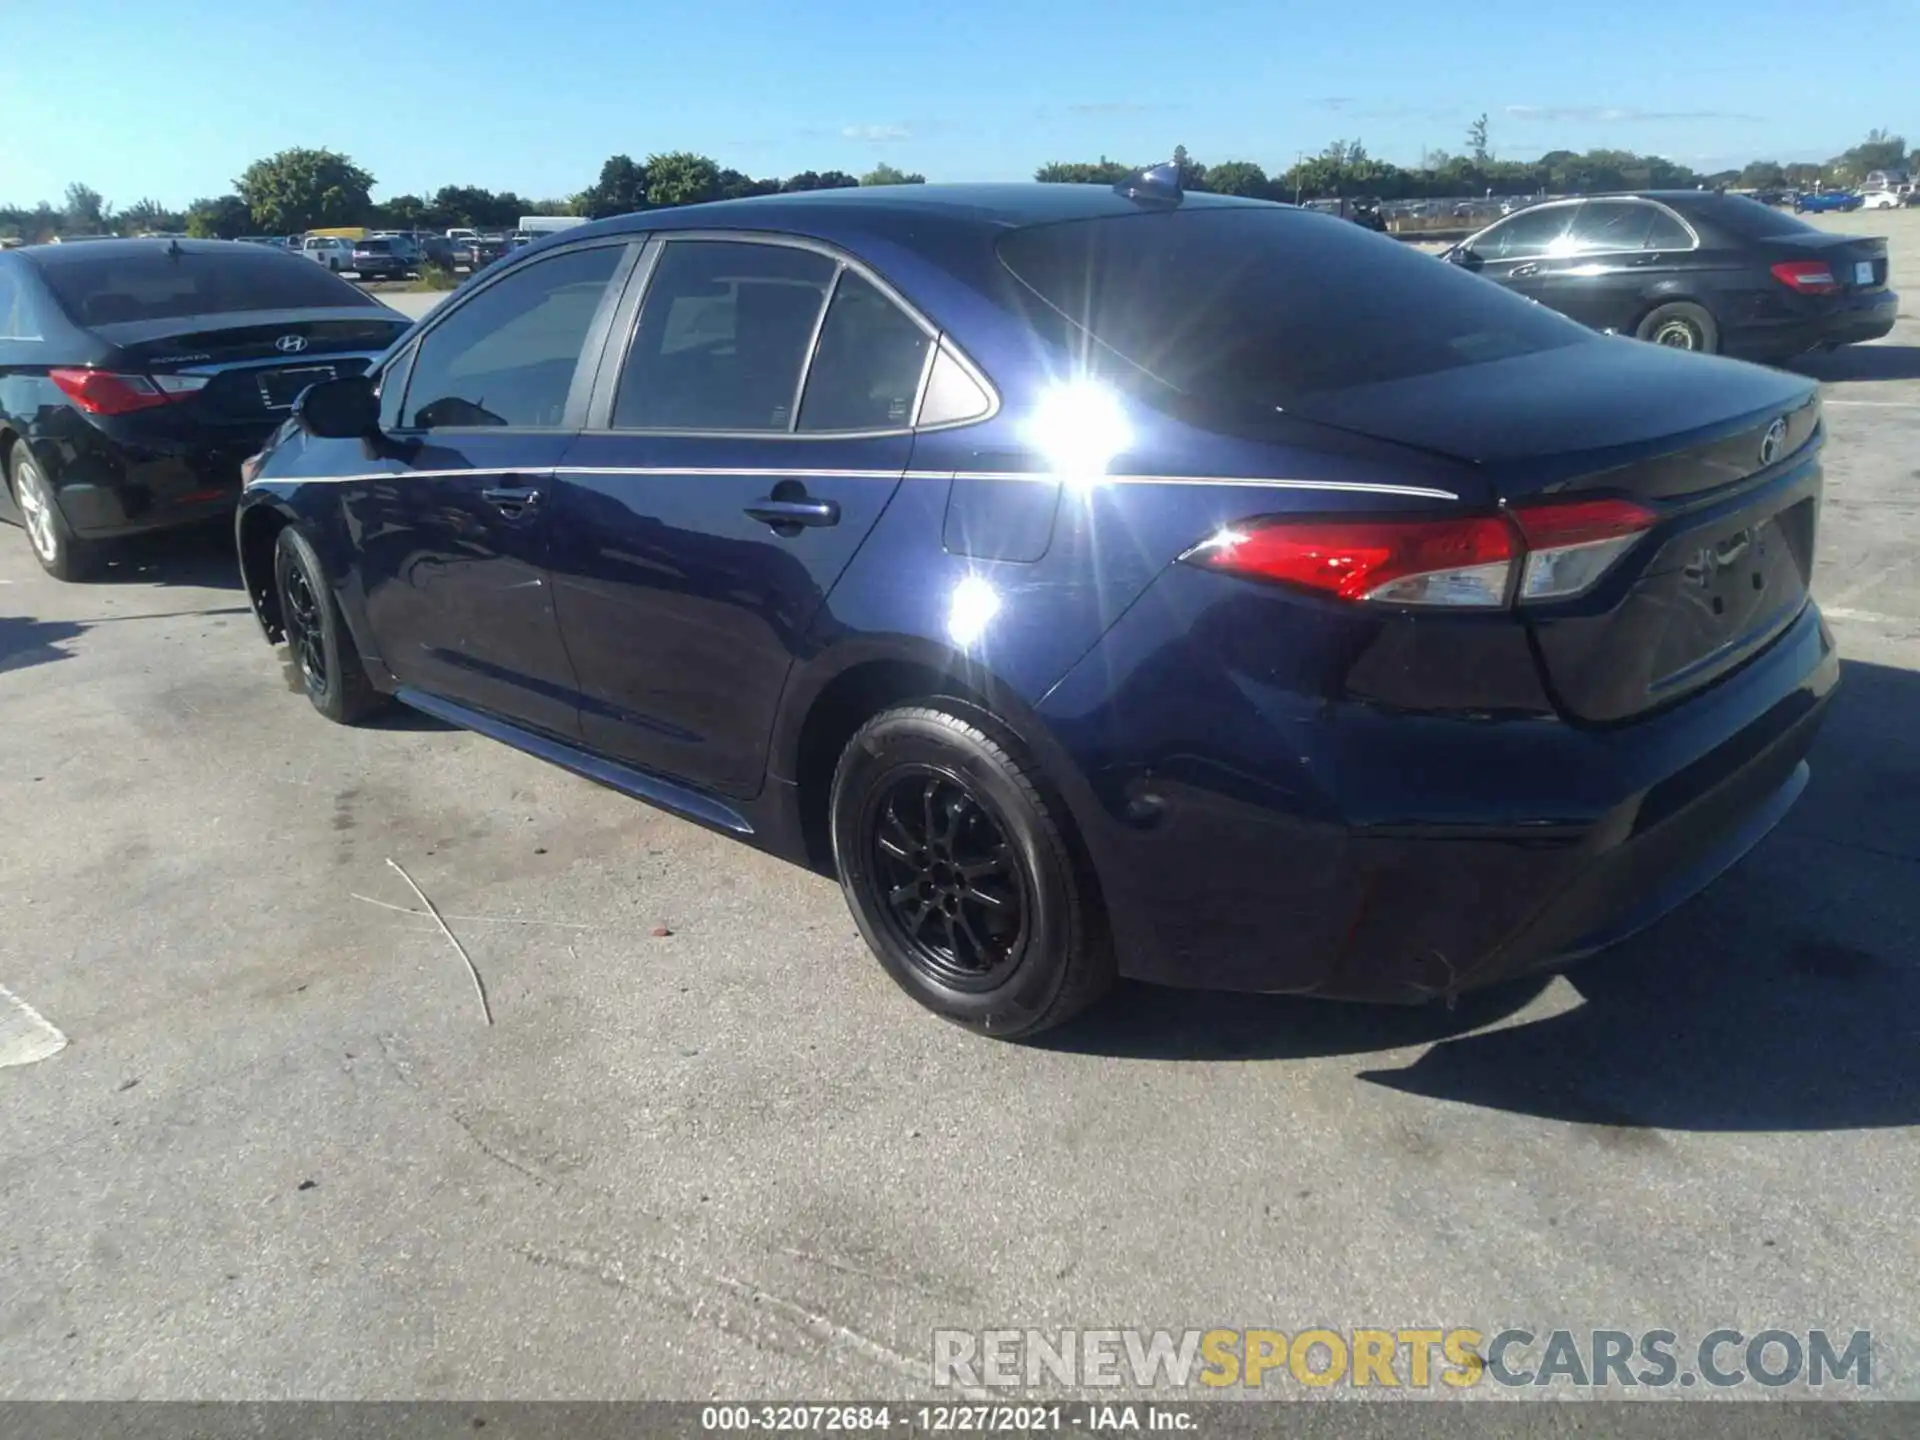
[7,440,100,581]
[1635,301,1719,354]
[829,704,1114,1039]
[273,526,385,724]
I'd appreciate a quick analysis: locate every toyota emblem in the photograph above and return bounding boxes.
[1759,417,1788,467]
[275,334,308,354]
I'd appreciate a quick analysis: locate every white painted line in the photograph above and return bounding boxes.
[0,983,67,1068]
[1822,606,1910,627]
[1823,399,1920,409]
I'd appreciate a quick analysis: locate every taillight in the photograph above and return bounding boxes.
[1509,497,1658,602]
[1187,496,1658,609]
[50,368,207,416]
[1771,259,1839,294]
[1189,516,1517,607]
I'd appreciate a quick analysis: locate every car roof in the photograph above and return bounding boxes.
[12,237,295,267]
[567,182,1275,247]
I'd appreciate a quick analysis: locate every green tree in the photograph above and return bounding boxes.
[861,162,925,186]
[1739,160,1786,188]
[1203,160,1270,198]
[580,154,647,218]
[716,169,782,200]
[641,152,720,208]
[431,185,522,229]
[1830,128,1907,182]
[781,169,860,192]
[236,148,375,233]
[1467,114,1491,165]
[1033,158,1133,184]
[64,182,111,232]
[185,195,251,239]
[118,198,183,233]
[378,194,431,228]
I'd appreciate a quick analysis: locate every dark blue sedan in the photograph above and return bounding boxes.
[235,175,1838,1037]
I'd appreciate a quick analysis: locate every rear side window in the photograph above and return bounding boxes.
[614,241,836,431]
[0,269,28,338]
[798,271,931,432]
[996,206,1584,401]
[1569,201,1656,252]
[37,247,374,327]
[401,243,625,430]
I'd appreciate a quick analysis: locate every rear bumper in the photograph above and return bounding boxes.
[1038,589,1839,1002]
[39,431,262,538]
[1727,289,1898,358]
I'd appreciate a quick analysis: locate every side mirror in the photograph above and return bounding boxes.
[294,374,379,439]
[1448,246,1484,271]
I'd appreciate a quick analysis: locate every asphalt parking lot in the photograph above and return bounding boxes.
[2,212,1918,1408]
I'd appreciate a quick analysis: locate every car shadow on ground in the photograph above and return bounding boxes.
[1785,343,1920,382]
[1041,658,1920,1133]
[89,522,244,591]
[0,615,87,676]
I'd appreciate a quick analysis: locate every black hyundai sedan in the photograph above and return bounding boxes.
[1446,191,1896,362]
[0,239,408,578]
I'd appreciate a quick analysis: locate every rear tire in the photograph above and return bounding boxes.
[829,704,1114,1039]
[273,526,385,725]
[7,440,101,581]
[1636,301,1719,353]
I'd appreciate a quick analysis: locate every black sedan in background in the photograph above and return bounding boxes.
[0,239,407,578]
[1445,191,1896,362]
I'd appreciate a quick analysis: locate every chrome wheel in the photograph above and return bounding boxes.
[1652,318,1701,350]
[13,455,59,563]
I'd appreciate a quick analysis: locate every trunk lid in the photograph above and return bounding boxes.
[1757,231,1889,290]
[94,308,408,428]
[1285,338,1824,723]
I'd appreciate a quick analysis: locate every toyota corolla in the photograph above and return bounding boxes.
[234,173,1838,1037]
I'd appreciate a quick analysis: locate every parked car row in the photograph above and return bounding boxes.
[0,181,1858,1037]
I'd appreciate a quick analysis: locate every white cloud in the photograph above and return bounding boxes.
[842,123,912,142]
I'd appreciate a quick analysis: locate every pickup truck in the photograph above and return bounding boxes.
[299,236,355,271]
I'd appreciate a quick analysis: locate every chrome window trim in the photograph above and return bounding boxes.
[1563,198,1702,256]
[787,263,843,432]
[252,462,1458,502]
[594,228,1000,440]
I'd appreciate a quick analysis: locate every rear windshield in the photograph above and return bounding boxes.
[40,247,375,327]
[358,240,392,253]
[1681,193,1824,239]
[996,206,1586,400]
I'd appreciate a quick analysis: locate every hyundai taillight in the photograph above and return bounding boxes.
[1770,259,1839,294]
[1187,496,1658,609]
[49,367,206,416]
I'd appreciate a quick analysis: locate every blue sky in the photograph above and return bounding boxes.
[0,1,1909,207]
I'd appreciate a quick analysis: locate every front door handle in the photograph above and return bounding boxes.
[1511,262,1542,277]
[482,485,543,513]
[745,495,840,532]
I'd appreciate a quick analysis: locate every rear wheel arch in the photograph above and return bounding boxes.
[238,502,295,640]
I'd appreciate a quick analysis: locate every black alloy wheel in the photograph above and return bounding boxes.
[830,704,1114,1038]
[272,526,386,725]
[865,765,1030,992]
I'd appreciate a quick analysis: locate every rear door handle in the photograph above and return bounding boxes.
[745,496,840,530]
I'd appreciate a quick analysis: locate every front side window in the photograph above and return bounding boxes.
[1475,205,1576,259]
[797,271,931,432]
[401,243,625,430]
[613,241,836,431]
